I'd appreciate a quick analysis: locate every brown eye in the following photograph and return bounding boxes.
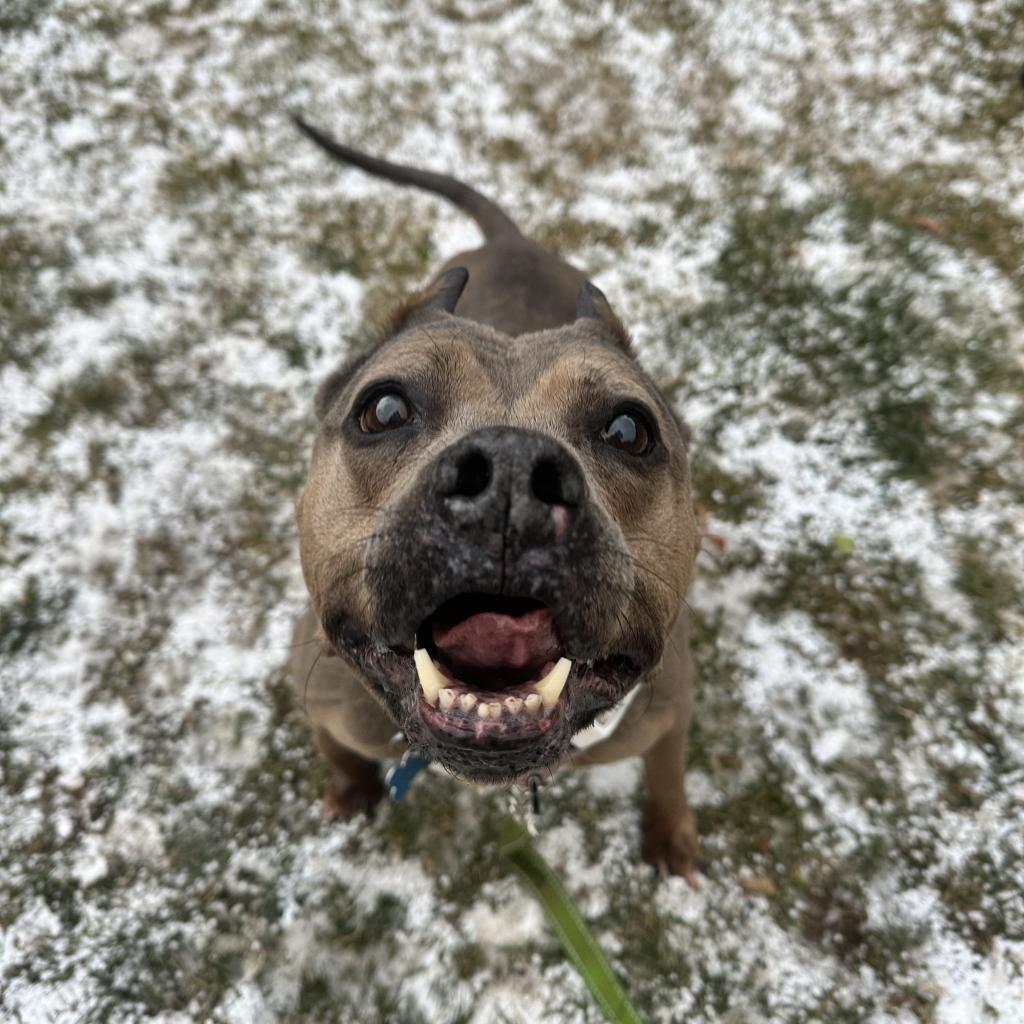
[360,391,411,433]
[602,410,653,456]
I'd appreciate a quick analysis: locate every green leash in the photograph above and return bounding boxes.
[386,753,648,1022]
[498,817,648,1024]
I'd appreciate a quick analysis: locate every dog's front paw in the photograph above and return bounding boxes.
[321,772,387,819]
[641,806,702,887]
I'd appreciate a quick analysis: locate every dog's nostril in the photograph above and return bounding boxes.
[531,457,569,506]
[450,449,491,499]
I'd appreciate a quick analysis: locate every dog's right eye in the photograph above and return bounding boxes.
[359,391,412,433]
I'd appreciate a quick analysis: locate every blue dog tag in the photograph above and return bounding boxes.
[386,753,431,801]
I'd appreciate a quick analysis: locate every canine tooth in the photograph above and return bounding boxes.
[524,693,542,714]
[439,688,457,711]
[414,648,444,706]
[504,697,524,715]
[533,658,572,708]
[459,693,478,712]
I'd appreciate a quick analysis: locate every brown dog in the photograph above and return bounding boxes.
[290,118,701,880]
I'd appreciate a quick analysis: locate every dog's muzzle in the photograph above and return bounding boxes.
[331,426,645,781]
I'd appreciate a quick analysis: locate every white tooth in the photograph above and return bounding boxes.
[439,688,457,711]
[478,702,491,719]
[533,658,573,708]
[414,648,445,706]
[524,693,542,714]
[459,693,478,712]
[488,702,502,719]
[504,696,524,715]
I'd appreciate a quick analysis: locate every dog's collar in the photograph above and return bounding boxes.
[570,684,642,751]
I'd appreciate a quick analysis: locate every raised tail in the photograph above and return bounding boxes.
[292,115,523,242]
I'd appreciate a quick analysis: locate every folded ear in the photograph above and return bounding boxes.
[576,280,612,320]
[575,281,633,353]
[422,266,470,314]
[380,266,469,336]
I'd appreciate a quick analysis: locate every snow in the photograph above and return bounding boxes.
[2,0,1023,1021]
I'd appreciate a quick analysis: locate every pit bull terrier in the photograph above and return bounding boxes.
[289,118,701,880]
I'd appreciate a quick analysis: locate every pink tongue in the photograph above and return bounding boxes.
[432,608,560,677]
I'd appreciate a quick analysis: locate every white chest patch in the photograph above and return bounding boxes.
[570,684,642,750]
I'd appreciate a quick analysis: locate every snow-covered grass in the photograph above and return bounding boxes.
[2,2,1022,1021]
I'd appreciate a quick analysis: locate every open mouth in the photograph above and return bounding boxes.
[412,595,574,743]
[328,591,643,779]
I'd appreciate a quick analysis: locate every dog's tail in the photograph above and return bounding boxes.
[292,115,523,242]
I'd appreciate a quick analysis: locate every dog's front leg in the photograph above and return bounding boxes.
[315,726,387,818]
[640,724,700,885]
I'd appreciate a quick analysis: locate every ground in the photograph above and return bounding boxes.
[1,1,1023,1022]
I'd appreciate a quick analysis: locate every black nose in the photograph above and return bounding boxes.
[434,427,585,543]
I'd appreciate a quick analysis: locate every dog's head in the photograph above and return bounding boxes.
[297,268,698,782]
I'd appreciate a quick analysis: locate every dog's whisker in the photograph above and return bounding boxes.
[301,648,323,720]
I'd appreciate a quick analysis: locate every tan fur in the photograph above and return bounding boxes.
[291,127,701,879]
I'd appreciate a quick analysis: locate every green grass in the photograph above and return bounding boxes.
[2,1,1022,1021]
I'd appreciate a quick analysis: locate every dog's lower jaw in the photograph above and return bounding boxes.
[327,628,654,784]
[406,726,568,785]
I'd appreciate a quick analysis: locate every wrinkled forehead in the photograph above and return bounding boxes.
[342,320,672,421]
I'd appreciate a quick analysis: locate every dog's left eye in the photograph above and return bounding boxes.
[601,409,655,456]
[360,391,412,433]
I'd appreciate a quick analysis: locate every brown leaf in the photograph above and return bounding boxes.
[908,215,946,237]
[739,874,777,897]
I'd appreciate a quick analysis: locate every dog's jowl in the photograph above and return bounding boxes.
[290,119,702,881]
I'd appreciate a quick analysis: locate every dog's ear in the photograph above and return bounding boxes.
[575,281,633,354]
[420,266,469,315]
[379,266,469,337]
